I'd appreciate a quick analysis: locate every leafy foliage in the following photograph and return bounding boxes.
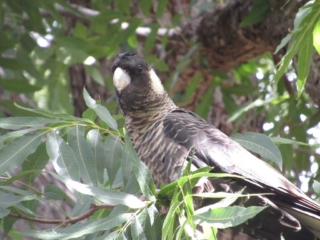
[274,0,320,95]
[0,90,268,239]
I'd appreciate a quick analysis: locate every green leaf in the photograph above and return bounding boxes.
[156,0,169,17]
[314,180,320,196]
[83,88,118,130]
[20,213,132,240]
[195,82,215,119]
[0,134,42,175]
[161,201,181,240]
[275,34,293,54]
[73,22,87,39]
[313,18,320,54]
[0,57,28,70]
[84,65,105,85]
[46,132,80,182]
[82,107,97,122]
[44,185,73,205]
[86,129,105,185]
[124,130,156,200]
[50,173,145,209]
[195,194,241,215]
[233,132,282,170]
[0,126,42,143]
[240,0,270,27]
[271,137,309,146]
[22,142,49,184]
[104,135,122,187]
[193,206,266,228]
[297,34,313,95]
[0,206,10,218]
[121,144,132,186]
[0,192,24,208]
[131,215,147,240]
[145,24,159,52]
[115,0,130,14]
[228,98,265,123]
[140,0,153,15]
[0,117,58,130]
[0,79,42,93]
[68,126,98,186]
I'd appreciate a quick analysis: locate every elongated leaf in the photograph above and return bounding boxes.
[140,0,152,15]
[0,117,58,130]
[313,18,320,54]
[44,185,73,205]
[240,0,269,26]
[131,216,147,240]
[50,173,145,209]
[68,126,98,186]
[156,0,169,17]
[233,132,282,170]
[0,79,42,93]
[83,88,118,130]
[87,129,105,185]
[46,132,80,182]
[20,213,132,240]
[0,192,24,208]
[124,131,156,200]
[121,144,132,186]
[193,206,266,229]
[297,33,313,94]
[0,126,42,143]
[14,104,79,120]
[162,201,181,240]
[22,142,49,184]
[0,134,42,175]
[271,136,309,146]
[0,206,10,218]
[104,135,122,187]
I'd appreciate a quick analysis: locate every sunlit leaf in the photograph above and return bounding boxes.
[87,129,105,185]
[124,130,156,200]
[46,132,80,182]
[0,133,42,175]
[0,117,59,130]
[193,206,266,228]
[297,34,313,95]
[104,135,122,187]
[68,126,98,186]
[233,132,282,170]
[20,213,132,240]
[83,88,118,130]
[22,142,49,184]
[271,137,309,146]
[313,18,320,54]
[50,173,145,209]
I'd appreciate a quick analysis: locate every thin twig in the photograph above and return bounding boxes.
[8,203,114,225]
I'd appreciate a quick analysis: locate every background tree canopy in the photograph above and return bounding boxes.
[0,0,320,239]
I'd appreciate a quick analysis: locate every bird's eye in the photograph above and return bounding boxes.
[137,65,143,73]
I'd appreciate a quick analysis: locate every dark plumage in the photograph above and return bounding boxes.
[112,52,320,240]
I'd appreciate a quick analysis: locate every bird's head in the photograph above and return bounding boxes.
[112,52,174,115]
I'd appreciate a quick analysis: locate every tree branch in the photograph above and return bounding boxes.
[9,203,114,225]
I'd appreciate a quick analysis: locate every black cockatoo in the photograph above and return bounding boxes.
[112,52,320,240]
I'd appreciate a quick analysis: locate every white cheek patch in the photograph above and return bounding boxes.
[113,67,131,92]
[149,69,164,94]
